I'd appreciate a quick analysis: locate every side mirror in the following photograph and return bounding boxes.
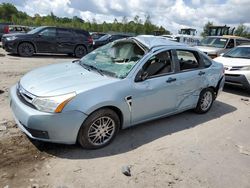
[135,69,148,82]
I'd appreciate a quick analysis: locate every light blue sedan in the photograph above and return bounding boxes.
[9,36,225,149]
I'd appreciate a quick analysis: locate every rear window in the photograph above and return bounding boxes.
[176,50,200,71]
[74,29,90,37]
[201,54,212,67]
[236,39,250,46]
[57,28,72,37]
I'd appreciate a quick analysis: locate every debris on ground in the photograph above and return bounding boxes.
[241,98,249,102]
[236,144,250,156]
[121,165,131,176]
[0,53,5,57]
[31,183,39,188]
[0,125,7,131]
[73,168,82,173]
[0,89,4,94]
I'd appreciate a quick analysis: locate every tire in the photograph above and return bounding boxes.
[78,108,120,149]
[18,42,34,57]
[74,45,87,58]
[194,88,215,114]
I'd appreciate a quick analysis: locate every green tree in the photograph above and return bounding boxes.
[0,3,18,21]
[201,21,213,37]
[234,24,249,37]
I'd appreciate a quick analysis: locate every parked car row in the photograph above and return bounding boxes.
[1,25,133,57]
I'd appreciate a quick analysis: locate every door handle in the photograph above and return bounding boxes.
[166,77,176,83]
[198,71,205,76]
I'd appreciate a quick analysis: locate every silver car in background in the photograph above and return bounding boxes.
[196,35,250,59]
[10,35,225,149]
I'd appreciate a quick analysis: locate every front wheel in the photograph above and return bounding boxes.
[77,108,120,149]
[18,42,34,57]
[194,88,215,114]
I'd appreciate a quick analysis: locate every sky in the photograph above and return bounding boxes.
[1,0,250,34]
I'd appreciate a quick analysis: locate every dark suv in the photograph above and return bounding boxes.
[1,26,93,57]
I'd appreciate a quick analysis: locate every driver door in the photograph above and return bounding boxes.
[131,50,178,124]
[34,28,57,53]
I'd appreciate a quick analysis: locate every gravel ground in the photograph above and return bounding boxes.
[0,47,250,188]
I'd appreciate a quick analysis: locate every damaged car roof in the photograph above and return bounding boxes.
[132,35,186,49]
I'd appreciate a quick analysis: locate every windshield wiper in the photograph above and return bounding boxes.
[80,63,104,76]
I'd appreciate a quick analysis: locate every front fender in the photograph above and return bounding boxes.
[63,85,132,128]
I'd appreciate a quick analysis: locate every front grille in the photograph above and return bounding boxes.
[17,83,37,109]
[224,66,244,71]
[225,74,241,77]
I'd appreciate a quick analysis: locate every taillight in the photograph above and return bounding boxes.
[4,26,9,34]
[87,36,93,45]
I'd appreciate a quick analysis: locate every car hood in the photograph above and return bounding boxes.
[2,33,28,38]
[20,62,118,96]
[195,46,222,54]
[214,56,250,67]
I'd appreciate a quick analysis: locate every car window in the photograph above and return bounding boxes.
[142,51,173,78]
[226,39,234,49]
[57,28,72,37]
[200,37,228,48]
[201,54,212,68]
[236,39,250,46]
[223,47,250,59]
[39,28,56,37]
[176,50,200,71]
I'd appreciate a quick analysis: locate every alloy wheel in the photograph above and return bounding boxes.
[200,91,213,111]
[87,116,115,146]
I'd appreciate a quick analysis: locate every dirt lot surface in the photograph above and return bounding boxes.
[0,47,250,188]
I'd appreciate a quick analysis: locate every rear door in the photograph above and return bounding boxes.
[35,28,57,53]
[172,49,208,110]
[56,28,76,53]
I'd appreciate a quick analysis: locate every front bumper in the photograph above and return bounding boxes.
[2,38,18,53]
[9,85,87,144]
[225,73,250,89]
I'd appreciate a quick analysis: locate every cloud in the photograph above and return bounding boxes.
[1,0,249,34]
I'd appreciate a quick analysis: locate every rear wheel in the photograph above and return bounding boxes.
[78,108,120,149]
[18,42,34,57]
[74,45,87,58]
[194,88,215,114]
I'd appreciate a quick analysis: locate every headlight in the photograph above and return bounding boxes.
[32,92,76,113]
[6,36,18,41]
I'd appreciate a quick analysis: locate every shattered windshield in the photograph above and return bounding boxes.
[200,37,228,48]
[80,40,145,78]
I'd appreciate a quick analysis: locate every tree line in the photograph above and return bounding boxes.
[0,3,170,35]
